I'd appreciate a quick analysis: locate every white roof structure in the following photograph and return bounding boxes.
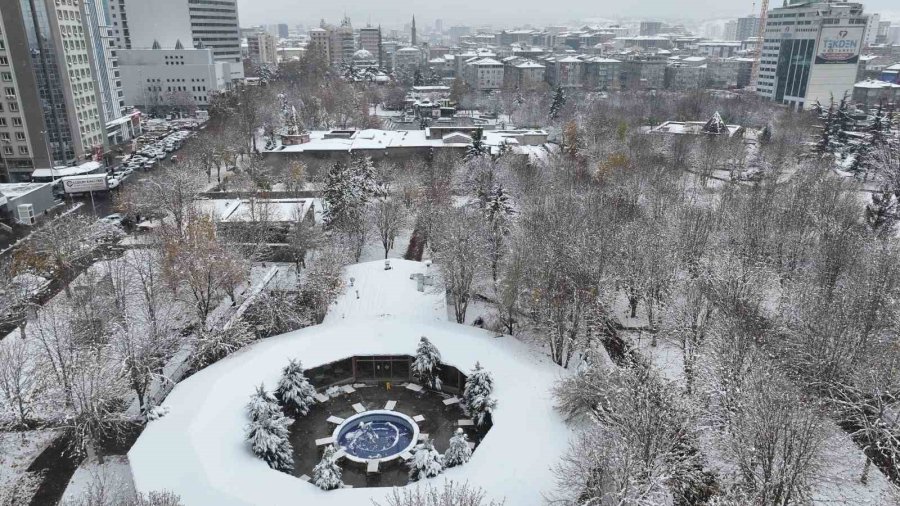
[31,161,103,179]
[0,182,51,200]
[129,260,571,505]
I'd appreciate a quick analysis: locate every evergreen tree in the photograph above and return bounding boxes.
[549,86,566,120]
[483,184,514,220]
[514,87,525,106]
[245,390,294,473]
[465,129,487,161]
[247,383,280,422]
[463,362,497,427]
[275,359,317,417]
[866,189,899,236]
[413,68,424,87]
[323,161,352,228]
[444,428,472,468]
[871,105,887,146]
[834,94,853,147]
[412,336,442,389]
[313,445,344,490]
[815,101,835,156]
[759,124,772,145]
[323,156,381,229]
[408,439,444,481]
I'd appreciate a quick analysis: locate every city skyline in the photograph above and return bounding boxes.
[236,0,900,28]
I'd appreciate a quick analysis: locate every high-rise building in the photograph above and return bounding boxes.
[755,1,868,111]
[640,21,663,36]
[277,24,289,39]
[723,21,737,41]
[435,19,443,34]
[358,26,381,57]
[0,0,107,179]
[308,28,331,63]
[107,0,243,79]
[83,0,132,148]
[248,32,278,66]
[736,16,759,41]
[327,17,354,67]
[864,14,881,47]
[118,47,231,112]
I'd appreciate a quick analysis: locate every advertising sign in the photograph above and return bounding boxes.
[815,26,864,64]
[61,175,108,194]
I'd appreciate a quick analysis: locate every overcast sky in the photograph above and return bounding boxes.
[235,0,899,29]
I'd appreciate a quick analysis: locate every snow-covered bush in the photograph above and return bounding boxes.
[146,405,170,422]
[462,362,497,427]
[372,480,503,506]
[245,387,294,473]
[408,439,444,481]
[275,359,317,417]
[312,445,344,490]
[443,429,472,468]
[412,336,442,390]
[191,320,256,371]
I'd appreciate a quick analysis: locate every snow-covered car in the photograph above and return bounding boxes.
[99,213,125,225]
[106,177,120,189]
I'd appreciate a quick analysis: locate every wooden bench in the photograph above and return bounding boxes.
[315,436,335,446]
[467,441,476,450]
[442,397,460,406]
[314,393,329,403]
[342,385,356,394]
[326,415,345,425]
[417,433,429,441]
[367,460,379,473]
[333,449,347,460]
[405,383,423,393]
[384,400,397,411]
[352,403,366,414]
[458,419,475,427]
[400,451,413,461]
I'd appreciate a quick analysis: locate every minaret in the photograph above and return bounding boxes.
[378,25,383,68]
[411,15,417,46]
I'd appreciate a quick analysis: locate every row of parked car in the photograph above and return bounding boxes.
[106,130,196,189]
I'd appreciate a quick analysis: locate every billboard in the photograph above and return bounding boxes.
[815,26,864,65]
[61,175,108,194]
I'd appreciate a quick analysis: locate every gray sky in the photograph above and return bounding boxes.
[235,0,899,29]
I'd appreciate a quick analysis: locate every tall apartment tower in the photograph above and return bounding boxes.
[308,27,331,63]
[755,1,867,111]
[0,0,107,179]
[83,0,125,125]
[358,26,381,57]
[107,0,243,79]
[735,16,759,41]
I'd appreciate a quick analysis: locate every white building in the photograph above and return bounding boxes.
[393,47,423,72]
[107,0,243,80]
[755,1,868,111]
[248,32,278,66]
[118,48,231,111]
[464,58,504,92]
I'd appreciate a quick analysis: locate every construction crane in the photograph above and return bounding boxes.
[749,0,771,92]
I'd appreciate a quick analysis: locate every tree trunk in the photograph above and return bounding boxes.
[861,457,871,484]
[629,297,638,318]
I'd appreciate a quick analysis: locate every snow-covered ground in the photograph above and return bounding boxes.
[129,260,572,505]
[0,430,57,492]
[324,259,445,324]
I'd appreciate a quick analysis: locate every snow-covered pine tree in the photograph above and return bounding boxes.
[465,130,487,161]
[412,336,442,389]
[549,85,566,120]
[871,105,887,146]
[444,428,472,468]
[323,161,351,228]
[245,405,294,472]
[408,439,444,481]
[463,362,497,427]
[312,445,344,490]
[275,359,317,417]
[834,94,853,147]
[866,189,899,235]
[247,383,281,422]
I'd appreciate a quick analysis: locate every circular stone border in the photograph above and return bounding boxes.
[331,409,420,464]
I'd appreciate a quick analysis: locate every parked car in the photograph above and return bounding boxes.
[99,213,125,225]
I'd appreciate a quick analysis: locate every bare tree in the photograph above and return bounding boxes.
[19,213,96,297]
[433,208,485,324]
[162,214,248,325]
[0,337,43,427]
[663,277,714,395]
[370,196,407,259]
[372,480,505,506]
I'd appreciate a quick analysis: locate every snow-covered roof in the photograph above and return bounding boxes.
[129,260,572,506]
[0,182,51,200]
[470,58,503,66]
[31,161,103,179]
[855,79,900,90]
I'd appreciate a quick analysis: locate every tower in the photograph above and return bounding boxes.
[411,15,417,46]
